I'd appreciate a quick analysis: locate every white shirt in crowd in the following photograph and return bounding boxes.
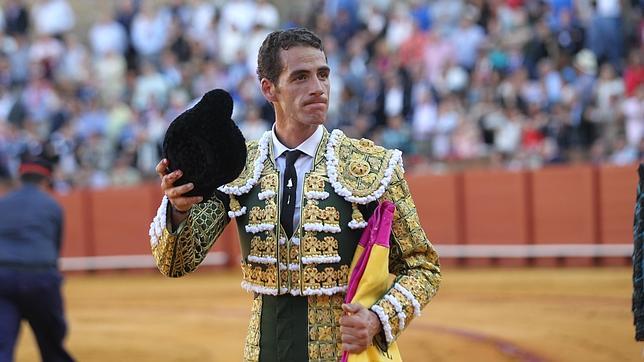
[89,19,128,57]
[31,0,75,35]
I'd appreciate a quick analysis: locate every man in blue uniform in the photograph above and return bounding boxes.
[0,156,74,362]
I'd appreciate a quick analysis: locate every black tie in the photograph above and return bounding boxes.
[281,150,301,239]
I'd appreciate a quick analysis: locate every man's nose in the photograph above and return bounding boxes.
[309,76,325,96]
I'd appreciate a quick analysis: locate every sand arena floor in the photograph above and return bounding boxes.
[14,267,638,361]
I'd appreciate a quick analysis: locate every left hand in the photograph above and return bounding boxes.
[340,303,382,354]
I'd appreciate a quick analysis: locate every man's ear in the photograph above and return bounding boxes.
[260,78,277,103]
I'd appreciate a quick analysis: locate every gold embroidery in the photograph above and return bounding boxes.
[290,269,300,286]
[249,206,262,224]
[278,241,288,265]
[249,236,277,259]
[303,266,318,289]
[152,196,228,277]
[241,263,279,290]
[246,202,278,229]
[263,199,277,222]
[358,138,375,150]
[365,163,441,341]
[319,343,335,360]
[243,295,262,362]
[320,267,336,288]
[308,294,344,362]
[301,265,349,291]
[320,236,338,256]
[229,194,242,212]
[289,244,299,261]
[260,174,278,193]
[303,202,322,224]
[301,232,340,259]
[308,344,320,360]
[303,234,320,255]
[305,174,326,193]
[321,206,340,226]
[351,203,366,224]
[391,287,415,320]
[349,159,370,177]
[382,299,401,332]
[302,204,340,228]
[334,132,397,198]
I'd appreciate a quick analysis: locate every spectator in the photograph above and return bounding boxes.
[219,0,257,35]
[88,13,128,57]
[131,60,170,111]
[0,0,640,188]
[57,33,90,85]
[3,0,29,37]
[587,0,623,71]
[609,136,638,165]
[238,105,269,141]
[379,114,413,155]
[255,0,280,29]
[450,13,486,71]
[94,50,127,103]
[30,0,75,37]
[110,153,141,187]
[624,49,644,97]
[130,1,170,65]
[622,84,644,148]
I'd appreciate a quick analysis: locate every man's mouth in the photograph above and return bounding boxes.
[304,100,327,107]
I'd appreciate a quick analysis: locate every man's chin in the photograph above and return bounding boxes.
[304,114,327,125]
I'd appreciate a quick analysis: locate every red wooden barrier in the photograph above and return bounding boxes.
[462,170,529,245]
[54,189,90,257]
[407,173,460,245]
[599,165,638,244]
[53,164,637,270]
[532,165,596,266]
[461,169,530,266]
[90,185,156,255]
[598,165,638,265]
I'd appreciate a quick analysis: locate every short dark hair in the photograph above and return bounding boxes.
[256,28,325,84]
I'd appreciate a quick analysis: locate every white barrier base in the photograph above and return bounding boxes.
[435,243,632,258]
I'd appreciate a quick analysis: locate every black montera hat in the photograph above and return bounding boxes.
[162,89,247,201]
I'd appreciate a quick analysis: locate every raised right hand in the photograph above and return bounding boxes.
[155,159,203,213]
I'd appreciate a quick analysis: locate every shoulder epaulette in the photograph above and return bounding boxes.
[218,131,271,196]
[325,129,403,204]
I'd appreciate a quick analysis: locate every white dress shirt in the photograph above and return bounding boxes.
[272,125,324,231]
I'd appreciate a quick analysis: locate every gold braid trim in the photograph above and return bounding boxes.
[243,295,262,362]
[151,196,229,277]
[219,137,267,195]
[371,164,441,343]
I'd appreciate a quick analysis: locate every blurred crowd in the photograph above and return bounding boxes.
[0,0,642,191]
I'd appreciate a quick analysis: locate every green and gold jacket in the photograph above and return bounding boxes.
[149,128,441,362]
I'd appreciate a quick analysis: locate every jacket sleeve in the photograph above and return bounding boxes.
[150,193,230,277]
[370,165,441,345]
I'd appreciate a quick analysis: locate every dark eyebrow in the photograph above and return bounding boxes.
[288,66,331,80]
